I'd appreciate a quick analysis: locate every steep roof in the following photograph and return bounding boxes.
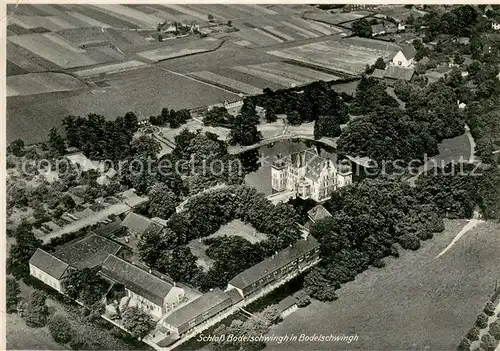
[371,24,385,34]
[229,237,320,291]
[100,255,174,306]
[29,249,69,280]
[400,44,416,60]
[385,65,415,81]
[162,288,230,328]
[53,233,122,269]
[307,204,332,222]
[121,212,162,236]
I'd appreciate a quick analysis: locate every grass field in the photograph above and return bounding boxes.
[7,66,236,143]
[7,313,65,350]
[187,219,267,271]
[266,219,500,350]
[268,37,401,75]
[7,72,86,97]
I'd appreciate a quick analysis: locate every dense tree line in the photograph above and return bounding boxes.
[62,112,138,160]
[303,178,446,300]
[149,107,191,128]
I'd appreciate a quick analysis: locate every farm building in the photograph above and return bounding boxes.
[371,66,415,85]
[391,44,416,68]
[226,236,320,298]
[278,295,298,318]
[371,24,386,37]
[100,254,187,319]
[160,288,232,335]
[29,233,123,293]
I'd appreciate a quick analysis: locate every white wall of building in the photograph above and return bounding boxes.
[29,264,63,293]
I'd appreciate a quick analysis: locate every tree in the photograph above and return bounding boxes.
[204,106,231,127]
[122,306,155,340]
[227,20,232,27]
[484,301,496,316]
[64,268,109,305]
[373,57,386,70]
[314,115,342,140]
[147,183,177,219]
[489,321,500,340]
[48,127,66,157]
[6,278,21,313]
[8,224,42,279]
[229,114,262,146]
[8,139,25,157]
[352,18,373,37]
[22,291,49,327]
[258,304,282,325]
[457,337,471,351]
[208,14,214,22]
[480,333,497,351]
[48,315,73,344]
[159,246,202,284]
[476,312,489,329]
[467,326,480,341]
[265,106,277,123]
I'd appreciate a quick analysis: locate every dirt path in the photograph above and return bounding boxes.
[436,218,484,258]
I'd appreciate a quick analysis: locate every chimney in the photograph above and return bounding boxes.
[173,282,176,287]
[149,269,152,274]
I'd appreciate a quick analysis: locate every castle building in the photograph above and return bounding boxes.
[271,148,352,202]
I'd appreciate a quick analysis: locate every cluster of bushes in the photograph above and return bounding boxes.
[458,299,500,350]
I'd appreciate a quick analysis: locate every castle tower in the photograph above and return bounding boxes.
[271,153,287,192]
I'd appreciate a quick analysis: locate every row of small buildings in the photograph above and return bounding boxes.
[29,218,321,346]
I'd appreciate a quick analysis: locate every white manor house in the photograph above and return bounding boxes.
[271,148,352,202]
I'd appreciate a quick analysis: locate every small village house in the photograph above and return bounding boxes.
[391,44,417,68]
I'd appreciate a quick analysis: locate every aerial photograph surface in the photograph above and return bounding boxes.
[4,3,500,351]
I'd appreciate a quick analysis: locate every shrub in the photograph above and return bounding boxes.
[467,326,480,341]
[490,321,500,340]
[48,315,73,344]
[475,312,489,329]
[22,291,49,327]
[484,301,496,316]
[457,337,471,351]
[294,291,311,308]
[398,233,421,250]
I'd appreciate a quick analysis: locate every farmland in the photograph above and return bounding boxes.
[267,37,401,75]
[7,72,86,97]
[7,66,236,143]
[266,219,500,350]
[6,4,396,144]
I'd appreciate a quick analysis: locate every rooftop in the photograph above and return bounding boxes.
[399,44,416,60]
[162,288,230,328]
[228,237,320,291]
[29,249,69,280]
[121,212,163,236]
[385,65,415,81]
[308,204,332,223]
[100,255,174,306]
[53,233,122,269]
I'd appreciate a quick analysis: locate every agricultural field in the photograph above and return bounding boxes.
[231,15,344,48]
[303,10,373,26]
[7,72,86,97]
[267,219,500,350]
[136,38,221,62]
[7,66,236,144]
[73,60,147,78]
[267,37,401,75]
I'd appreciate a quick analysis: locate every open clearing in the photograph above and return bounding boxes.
[187,219,267,271]
[7,314,64,350]
[7,66,236,143]
[268,37,401,75]
[7,72,86,97]
[266,219,500,350]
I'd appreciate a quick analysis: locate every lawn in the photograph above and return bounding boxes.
[7,313,65,350]
[7,66,236,143]
[267,37,401,76]
[187,219,268,271]
[266,219,500,350]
